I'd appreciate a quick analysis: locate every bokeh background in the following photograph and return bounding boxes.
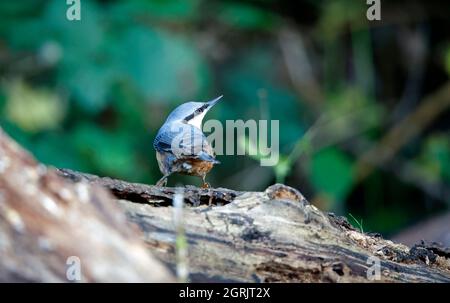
[0,0,449,244]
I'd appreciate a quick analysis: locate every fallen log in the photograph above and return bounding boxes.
[57,169,450,282]
[1,127,449,282]
[0,128,174,282]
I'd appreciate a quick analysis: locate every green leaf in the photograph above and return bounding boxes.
[0,0,44,15]
[310,147,354,202]
[222,47,306,150]
[4,80,65,132]
[71,123,140,180]
[115,27,209,102]
[218,2,276,30]
[274,156,291,183]
[109,0,200,23]
[415,134,450,183]
[317,0,366,41]
[32,133,87,171]
[43,0,103,54]
[59,61,114,113]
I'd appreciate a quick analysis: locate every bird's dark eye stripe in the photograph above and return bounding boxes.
[196,106,207,113]
[184,113,195,121]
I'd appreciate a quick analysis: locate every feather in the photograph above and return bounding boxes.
[153,122,217,162]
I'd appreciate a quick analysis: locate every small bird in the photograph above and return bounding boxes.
[153,96,222,188]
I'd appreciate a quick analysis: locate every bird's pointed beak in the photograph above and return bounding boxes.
[207,95,223,108]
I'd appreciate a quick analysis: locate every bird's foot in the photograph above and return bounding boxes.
[156,176,168,187]
[201,182,210,189]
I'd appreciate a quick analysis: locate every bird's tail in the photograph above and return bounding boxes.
[198,152,220,164]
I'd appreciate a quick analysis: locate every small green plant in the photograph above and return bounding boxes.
[348,213,364,233]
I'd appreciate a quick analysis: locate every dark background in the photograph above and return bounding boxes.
[0,0,449,243]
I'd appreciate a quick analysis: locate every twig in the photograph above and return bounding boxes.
[356,81,450,181]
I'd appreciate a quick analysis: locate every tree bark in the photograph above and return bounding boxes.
[1,127,450,282]
[0,128,174,282]
[57,172,450,282]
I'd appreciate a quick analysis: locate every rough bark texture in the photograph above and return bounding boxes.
[1,127,450,282]
[0,128,174,282]
[56,172,450,282]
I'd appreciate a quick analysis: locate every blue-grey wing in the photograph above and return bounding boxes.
[153,123,216,162]
[153,127,179,153]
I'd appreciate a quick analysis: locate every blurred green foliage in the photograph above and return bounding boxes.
[0,0,449,236]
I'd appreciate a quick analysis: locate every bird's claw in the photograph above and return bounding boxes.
[156,177,168,187]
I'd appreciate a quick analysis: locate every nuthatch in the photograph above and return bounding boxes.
[153,96,222,187]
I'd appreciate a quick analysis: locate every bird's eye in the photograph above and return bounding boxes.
[196,108,202,114]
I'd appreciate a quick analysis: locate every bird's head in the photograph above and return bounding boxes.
[166,95,222,129]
